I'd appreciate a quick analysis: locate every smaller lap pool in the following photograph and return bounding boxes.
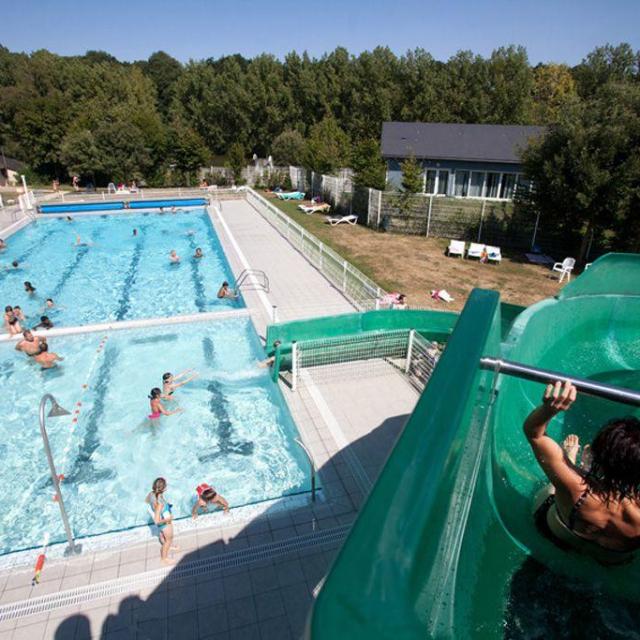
[0,209,241,327]
[0,318,310,555]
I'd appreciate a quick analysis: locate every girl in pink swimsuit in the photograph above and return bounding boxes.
[148,388,183,420]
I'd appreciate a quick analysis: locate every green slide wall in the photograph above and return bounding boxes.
[307,254,640,638]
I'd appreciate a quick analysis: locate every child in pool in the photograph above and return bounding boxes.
[148,387,183,420]
[162,370,198,398]
[191,483,229,518]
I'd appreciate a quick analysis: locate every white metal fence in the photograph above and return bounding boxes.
[244,188,385,310]
[291,328,440,391]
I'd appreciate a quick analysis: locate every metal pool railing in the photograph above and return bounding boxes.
[243,188,386,311]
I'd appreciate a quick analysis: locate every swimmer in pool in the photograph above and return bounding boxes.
[191,483,230,519]
[133,228,138,237]
[33,342,63,369]
[24,281,36,295]
[65,216,73,222]
[528,380,640,564]
[6,315,21,335]
[193,248,203,259]
[258,340,281,368]
[0,239,6,251]
[169,250,180,264]
[13,306,25,322]
[75,235,91,247]
[148,388,183,420]
[162,370,198,398]
[171,206,177,214]
[33,315,53,330]
[216,281,238,299]
[15,329,41,356]
[3,306,14,328]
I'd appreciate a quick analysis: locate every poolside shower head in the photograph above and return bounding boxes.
[48,401,71,418]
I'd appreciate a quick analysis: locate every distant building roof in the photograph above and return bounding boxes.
[0,156,25,172]
[381,122,545,164]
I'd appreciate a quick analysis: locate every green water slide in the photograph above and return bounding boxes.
[306,253,640,639]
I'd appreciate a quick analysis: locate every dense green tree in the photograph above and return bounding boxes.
[521,82,640,259]
[60,129,103,179]
[573,43,639,97]
[305,116,351,174]
[226,142,246,184]
[271,129,306,165]
[352,139,386,190]
[169,122,210,184]
[139,51,182,118]
[530,64,578,124]
[400,155,423,193]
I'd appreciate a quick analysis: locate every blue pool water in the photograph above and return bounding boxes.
[0,318,309,554]
[0,209,241,327]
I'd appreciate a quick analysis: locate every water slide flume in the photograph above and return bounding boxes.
[479,357,640,407]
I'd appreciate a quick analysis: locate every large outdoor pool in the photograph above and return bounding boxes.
[0,209,241,327]
[0,318,309,555]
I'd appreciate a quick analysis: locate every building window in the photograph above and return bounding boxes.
[469,172,485,198]
[484,172,501,198]
[500,173,517,199]
[454,171,469,197]
[425,169,450,195]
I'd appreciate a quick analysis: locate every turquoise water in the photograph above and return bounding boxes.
[0,209,241,327]
[0,318,310,554]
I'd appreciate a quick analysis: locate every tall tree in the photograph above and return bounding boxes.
[271,129,306,165]
[226,142,246,184]
[305,116,351,174]
[522,82,640,259]
[400,155,423,193]
[352,139,386,190]
[140,51,183,118]
[530,63,578,124]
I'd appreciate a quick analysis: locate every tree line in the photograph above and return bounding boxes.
[0,42,638,253]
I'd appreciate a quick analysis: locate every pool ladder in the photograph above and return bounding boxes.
[234,269,270,293]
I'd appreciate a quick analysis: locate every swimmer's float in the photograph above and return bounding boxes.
[286,253,640,638]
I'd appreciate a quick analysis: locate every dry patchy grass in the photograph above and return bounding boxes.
[266,195,566,312]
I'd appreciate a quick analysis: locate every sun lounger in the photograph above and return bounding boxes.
[447,240,465,258]
[276,191,306,201]
[297,203,331,215]
[327,214,358,226]
[467,242,485,260]
[486,246,502,263]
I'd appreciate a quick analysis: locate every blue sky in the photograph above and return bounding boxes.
[2,0,638,65]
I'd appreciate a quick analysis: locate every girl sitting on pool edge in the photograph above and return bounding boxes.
[192,483,229,519]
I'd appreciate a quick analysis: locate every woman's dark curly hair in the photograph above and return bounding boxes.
[586,417,640,502]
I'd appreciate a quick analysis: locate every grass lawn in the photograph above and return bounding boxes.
[266,194,565,312]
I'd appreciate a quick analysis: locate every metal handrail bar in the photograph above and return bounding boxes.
[295,438,317,502]
[479,357,640,407]
[234,268,270,293]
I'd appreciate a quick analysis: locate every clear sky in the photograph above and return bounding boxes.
[2,0,638,65]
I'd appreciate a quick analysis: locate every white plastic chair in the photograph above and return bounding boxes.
[447,240,465,258]
[486,246,502,264]
[467,243,485,259]
[552,257,575,283]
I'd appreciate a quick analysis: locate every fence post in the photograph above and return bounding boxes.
[286,217,290,240]
[319,242,323,270]
[342,260,347,292]
[405,329,415,374]
[586,227,595,259]
[367,188,372,227]
[291,341,298,392]
[531,210,540,250]
[272,305,278,323]
[478,200,486,243]
[376,191,382,228]
[426,195,433,238]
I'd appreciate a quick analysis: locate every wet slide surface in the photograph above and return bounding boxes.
[308,254,640,639]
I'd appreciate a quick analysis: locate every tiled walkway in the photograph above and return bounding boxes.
[0,197,418,639]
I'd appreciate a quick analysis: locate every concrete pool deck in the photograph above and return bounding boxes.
[0,196,419,639]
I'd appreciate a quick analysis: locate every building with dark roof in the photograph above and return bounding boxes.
[0,155,25,187]
[381,122,545,200]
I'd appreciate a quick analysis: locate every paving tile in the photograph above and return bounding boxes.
[275,559,304,588]
[135,590,167,622]
[63,559,93,579]
[44,615,75,640]
[167,611,198,639]
[198,605,228,636]
[254,589,286,621]
[11,619,48,640]
[300,553,329,586]
[91,552,121,571]
[117,560,146,578]
[249,566,278,595]
[226,596,257,630]
[270,527,296,542]
[0,586,31,604]
[90,565,119,584]
[247,533,273,548]
[258,615,293,640]
[196,579,225,606]
[167,584,197,616]
[227,624,261,640]
[133,616,166,640]
[60,572,91,590]
[222,572,252,601]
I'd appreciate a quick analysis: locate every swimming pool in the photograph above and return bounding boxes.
[0,318,310,555]
[0,209,241,327]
